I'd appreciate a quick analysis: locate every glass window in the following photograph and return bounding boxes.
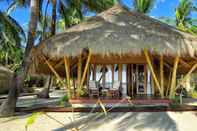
[96,65,102,84]
[105,65,112,88]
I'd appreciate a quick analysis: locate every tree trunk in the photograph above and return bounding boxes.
[0,0,39,117]
[51,0,56,36]
[37,76,53,98]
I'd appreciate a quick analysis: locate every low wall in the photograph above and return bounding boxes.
[0,66,13,94]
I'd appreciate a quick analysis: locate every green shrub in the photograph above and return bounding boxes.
[191,91,197,99]
[59,94,69,106]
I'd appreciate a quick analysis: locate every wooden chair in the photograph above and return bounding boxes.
[89,80,99,97]
[109,81,120,98]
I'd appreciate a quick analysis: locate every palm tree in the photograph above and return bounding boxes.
[0,0,40,116]
[0,11,25,70]
[175,0,197,34]
[59,0,119,28]
[0,0,119,116]
[132,0,155,14]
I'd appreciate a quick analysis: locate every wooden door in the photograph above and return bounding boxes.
[127,64,147,96]
[136,64,147,94]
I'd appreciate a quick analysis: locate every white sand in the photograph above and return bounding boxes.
[0,111,197,131]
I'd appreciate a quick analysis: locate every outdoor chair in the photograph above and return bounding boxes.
[89,80,99,97]
[109,81,120,98]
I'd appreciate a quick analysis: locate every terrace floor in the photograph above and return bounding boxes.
[69,95,171,108]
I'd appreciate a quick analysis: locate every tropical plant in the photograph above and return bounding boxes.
[0,10,25,70]
[0,0,40,116]
[132,0,155,14]
[175,0,197,34]
[0,0,119,116]
[59,0,119,28]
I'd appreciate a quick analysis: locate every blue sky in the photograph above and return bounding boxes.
[0,0,197,29]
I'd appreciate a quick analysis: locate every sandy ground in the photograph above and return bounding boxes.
[0,111,197,131]
[0,90,197,131]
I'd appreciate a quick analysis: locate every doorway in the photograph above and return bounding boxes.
[127,64,147,97]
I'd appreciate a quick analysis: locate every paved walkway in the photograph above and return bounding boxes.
[0,111,197,131]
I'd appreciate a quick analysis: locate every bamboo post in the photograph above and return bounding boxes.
[144,64,147,94]
[77,55,82,87]
[169,56,179,99]
[102,65,106,88]
[64,57,71,98]
[131,64,134,97]
[160,55,164,98]
[166,71,172,96]
[118,64,122,87]
[78,50,92,96]
[93,64,97,81]
[144,49,162,96]
[42,55,62,81]
[176,63,197,90]
[112,65,114,84]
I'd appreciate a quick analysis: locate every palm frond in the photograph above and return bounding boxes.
[133,0,155,14]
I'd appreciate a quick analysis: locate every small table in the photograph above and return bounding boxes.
[90,89,99,97]
[108,89,119,98]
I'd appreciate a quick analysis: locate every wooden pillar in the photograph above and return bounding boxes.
[169,56,179,99]
[78,50,91,96]
[64,57,71,98]
[176,63,197,90]
[112,64,114,84]
[42,55,62,81]
[144,64,147,95]
[87,64,90,88]
[126,64,129,96]
[102,65,106,87]
[160,55,164,98]
[166,71,172,96]
[144,49,162,96]
[131,64,134,97]
[77,55,82,87]
[118,64,122,86]
[93,64,97,81]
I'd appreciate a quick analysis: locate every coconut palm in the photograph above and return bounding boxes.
[132,0,155,14]
[175,0,197,34]
[59,0,119,28]
[0,0,40,116]
[0,10,24,70]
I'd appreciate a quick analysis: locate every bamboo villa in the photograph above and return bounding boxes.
[30,5,197,104]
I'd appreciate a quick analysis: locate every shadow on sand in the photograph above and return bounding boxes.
[53,112,177,131]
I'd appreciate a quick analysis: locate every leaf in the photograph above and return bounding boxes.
[25,112,43,130]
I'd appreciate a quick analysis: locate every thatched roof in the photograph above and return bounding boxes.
[35,5,197,59]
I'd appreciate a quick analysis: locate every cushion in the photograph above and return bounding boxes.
[113,81,120,89]
[89,80,96,88]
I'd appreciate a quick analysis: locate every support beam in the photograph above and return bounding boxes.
[42,55,62,81]
[179,59,191,68]
[112,65,114,84]
[64,57,71,98]
[131,64,134,97]
[78,50,92,96]
[160,55,164,98]
[144,49,162,96]
[102,65,106,87]
[77,55,82,87]
[118,64,122,85]
[166,71,172,96]
[55,60,64,69]
[93,64,97,81]
[176,63,197,90]
[169,56,179,98]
